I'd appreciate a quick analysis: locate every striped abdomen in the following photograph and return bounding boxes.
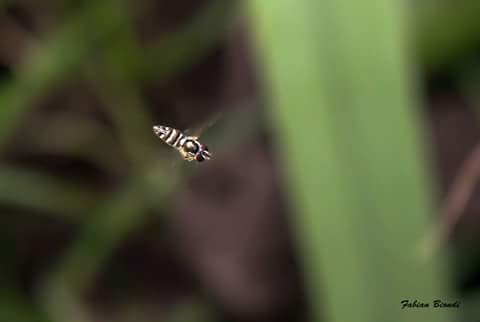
[153,126,185,150]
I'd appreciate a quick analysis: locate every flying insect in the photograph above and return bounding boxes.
[153,125,212,162]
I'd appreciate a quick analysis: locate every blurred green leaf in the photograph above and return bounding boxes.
[0,166,103,218]
[40,182,146,322]
[51,183,146,292]
[248,0,455,321]
[19,113,126,175]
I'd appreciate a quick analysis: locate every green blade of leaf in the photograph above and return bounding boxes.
[247,0,455,321]
[0,166,103,218]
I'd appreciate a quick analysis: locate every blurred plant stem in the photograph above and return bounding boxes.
[40,181,148,322]
[420,143,480,259]
[19,113,127,175]
[247,0,455,322]
[0,165,103,217]
[46,182,146,292]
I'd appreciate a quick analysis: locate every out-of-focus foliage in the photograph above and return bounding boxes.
[0,0,479,322]
[247,0,457,322]
[0,1,240,322]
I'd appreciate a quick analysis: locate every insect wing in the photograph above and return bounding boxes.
[186,110,223,138]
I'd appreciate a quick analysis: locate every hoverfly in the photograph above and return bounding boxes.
[153,125,212,162]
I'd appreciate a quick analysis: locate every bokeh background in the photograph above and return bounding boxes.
[0,0,479,322]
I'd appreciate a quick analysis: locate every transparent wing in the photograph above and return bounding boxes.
[185,110,224,138]
[184,98,260,149]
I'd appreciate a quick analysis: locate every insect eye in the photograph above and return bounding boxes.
[184,141,198,154]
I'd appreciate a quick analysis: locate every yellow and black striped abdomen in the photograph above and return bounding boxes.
[153,126,185,150]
